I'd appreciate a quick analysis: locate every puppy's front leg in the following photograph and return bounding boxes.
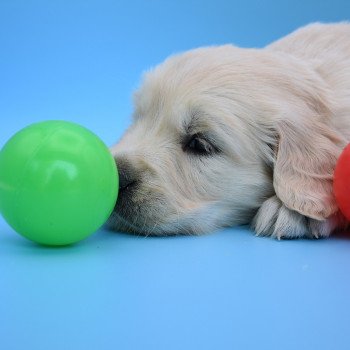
[252,196,311,239]
[252,195,347,239]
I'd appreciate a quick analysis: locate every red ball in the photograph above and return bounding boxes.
[334,144,350,220]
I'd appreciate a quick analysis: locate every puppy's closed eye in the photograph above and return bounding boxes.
[183,133,219,156]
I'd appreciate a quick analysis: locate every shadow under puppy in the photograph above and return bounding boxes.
[109,22,350,239]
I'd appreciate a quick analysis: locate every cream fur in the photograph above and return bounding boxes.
[109,22,350,239]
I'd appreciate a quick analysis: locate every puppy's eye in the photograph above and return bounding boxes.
[185,134,214,155]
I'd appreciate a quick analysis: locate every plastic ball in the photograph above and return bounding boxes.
[334,144,350,221]
[0,121,119,246]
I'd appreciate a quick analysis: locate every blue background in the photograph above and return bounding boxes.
[1,1,350,349]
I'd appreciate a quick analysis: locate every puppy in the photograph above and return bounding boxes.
[109,22,350,239]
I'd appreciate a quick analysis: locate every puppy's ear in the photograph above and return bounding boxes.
[273,118,343,220]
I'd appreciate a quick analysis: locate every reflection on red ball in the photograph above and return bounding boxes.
[334,144,350,221]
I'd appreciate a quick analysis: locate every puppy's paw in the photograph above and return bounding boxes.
[252,196,310,239]
[252,195,346,239]
[308,212,349,238]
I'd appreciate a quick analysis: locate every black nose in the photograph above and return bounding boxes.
[115,157,139,191]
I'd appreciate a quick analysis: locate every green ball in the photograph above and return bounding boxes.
[0,121,119,246]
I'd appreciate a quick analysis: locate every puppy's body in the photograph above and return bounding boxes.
[268,23,350,139]
[110,23,350,238]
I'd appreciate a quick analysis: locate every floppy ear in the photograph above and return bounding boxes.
[273,118,343,220]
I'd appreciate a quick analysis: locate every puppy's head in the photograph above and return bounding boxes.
[109,45,344,235]
[109,46,276,235]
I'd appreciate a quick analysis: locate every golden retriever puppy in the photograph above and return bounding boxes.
[109,22,350,238]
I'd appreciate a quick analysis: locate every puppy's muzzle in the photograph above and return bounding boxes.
[116,157,139,194]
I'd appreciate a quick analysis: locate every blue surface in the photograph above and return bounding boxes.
[1,1,350,349]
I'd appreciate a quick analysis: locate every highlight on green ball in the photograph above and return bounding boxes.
[0,121,119,246]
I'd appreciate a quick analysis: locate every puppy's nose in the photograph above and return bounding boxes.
[115,157,139,191]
